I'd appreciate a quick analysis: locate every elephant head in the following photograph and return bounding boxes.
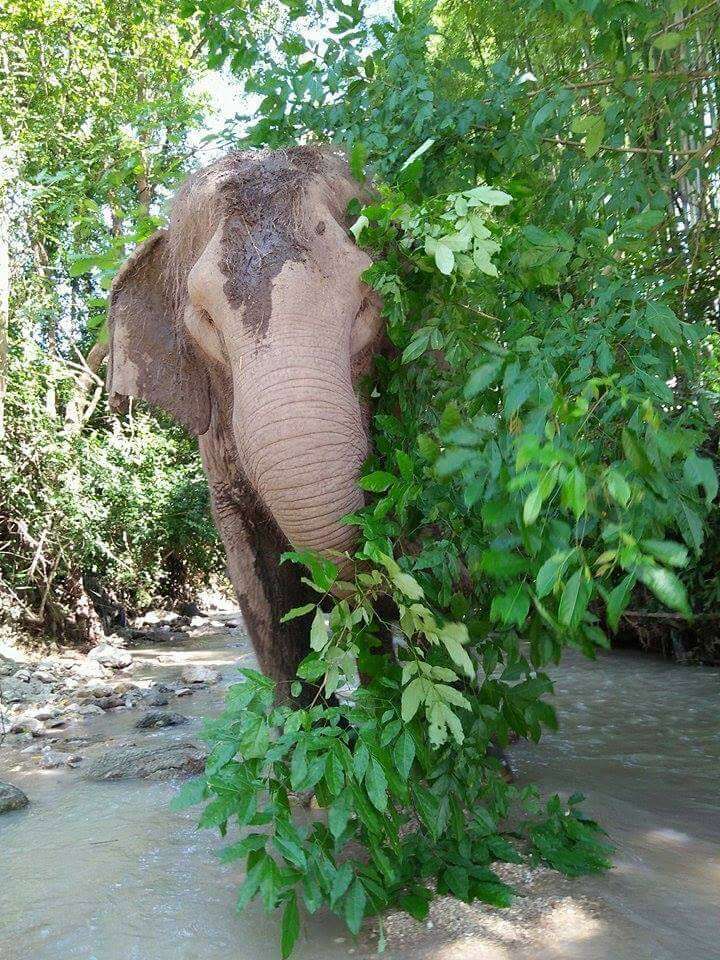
[107,147,383,563]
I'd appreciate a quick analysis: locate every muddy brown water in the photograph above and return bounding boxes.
[1,616,718,960]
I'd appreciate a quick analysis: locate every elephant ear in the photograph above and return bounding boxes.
[107,229,211,436]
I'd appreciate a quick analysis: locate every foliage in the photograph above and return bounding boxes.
[0,0,220,632]
[0,326,222,630]
[176,0,720,952]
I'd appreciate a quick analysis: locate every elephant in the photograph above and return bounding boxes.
[107,146,386,693]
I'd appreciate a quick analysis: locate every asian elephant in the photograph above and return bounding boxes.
[107,146,385,692]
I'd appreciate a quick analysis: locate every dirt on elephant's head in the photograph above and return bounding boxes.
[165,146,360,339]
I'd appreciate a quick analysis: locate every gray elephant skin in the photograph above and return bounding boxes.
[107,146,385,688]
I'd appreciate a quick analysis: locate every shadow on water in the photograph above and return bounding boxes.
[1,622,718,960]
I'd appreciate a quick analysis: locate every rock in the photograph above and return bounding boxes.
[76,704,104,717]
[144,683,173,706]
[180,664,220,685]
[0,781,29,814]
[135,711,189,730]
[103,633,129,648]
[39,748,81,769]
[189,615,208,628]
[82,741,206,781]
[44,716,68,729]
[72,659,109,680]
[225,618,242,628]
[10,716,44,736]
[33,669,56,684]
[175,687,192,697]
[177,600,203,618]
[94,695,124,711]
[87,644,132,669]
[34,706,60,721]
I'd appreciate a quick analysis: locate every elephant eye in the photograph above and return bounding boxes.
[350,294,383,357]
[184,303,226,365]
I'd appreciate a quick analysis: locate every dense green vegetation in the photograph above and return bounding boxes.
[3,0,719,955]
[0,0,222,636]
[176,0,720,953]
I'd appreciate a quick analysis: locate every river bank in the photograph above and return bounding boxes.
[1,613,718,960]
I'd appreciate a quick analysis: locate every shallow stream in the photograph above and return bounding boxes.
[1,619,718,960]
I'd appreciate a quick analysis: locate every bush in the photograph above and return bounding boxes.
[0,327,222,637]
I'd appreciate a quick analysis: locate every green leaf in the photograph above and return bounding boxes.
[349,140,367,181]
[353,741,370,781]
[606,574,635,632]
[646,302,682,346]
[392,731,416,779]
[344,878,367,935]
[675,499,704,554]
[391,570,424,600]
[464,361,503,399]
[358,470,396,492]
[465,185,512,206]
[653,32,682,51]
[274,822,307,870]
[625,210,665,233]
[524,486,543,525]
[328,789,353,839]
[365,757,388,811]
[558,570,591,628]
[402,329,431,363]
[281,893,300,959]
[281,551,338,591]
[310,608,329,651]
[535,551,572,599]
[325,745,345,797]
[435,243,455,275]
[563,469,587,518]
[171,776,207,811]
[683,453,718,506]
[490,587,530,628]
[440,622,475,678]
[640,540,688,568]
[606,470,630,507]
[637,564,691,617]
[435,447,475,476]
[280,603,316,623]
[401,677,424,722]
[412,782,441,839]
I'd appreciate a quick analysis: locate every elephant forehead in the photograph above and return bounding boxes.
[218,205,308,338]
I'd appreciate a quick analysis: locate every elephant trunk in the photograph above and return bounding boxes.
[231,340,366,560]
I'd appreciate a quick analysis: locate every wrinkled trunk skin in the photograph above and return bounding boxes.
[231,338,367,561]
[199,344,368,694]
[199,404,320,694]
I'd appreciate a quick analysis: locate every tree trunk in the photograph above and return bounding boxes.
[64,340,108,429]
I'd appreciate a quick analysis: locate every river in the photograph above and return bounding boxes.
[1,617,718,960]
